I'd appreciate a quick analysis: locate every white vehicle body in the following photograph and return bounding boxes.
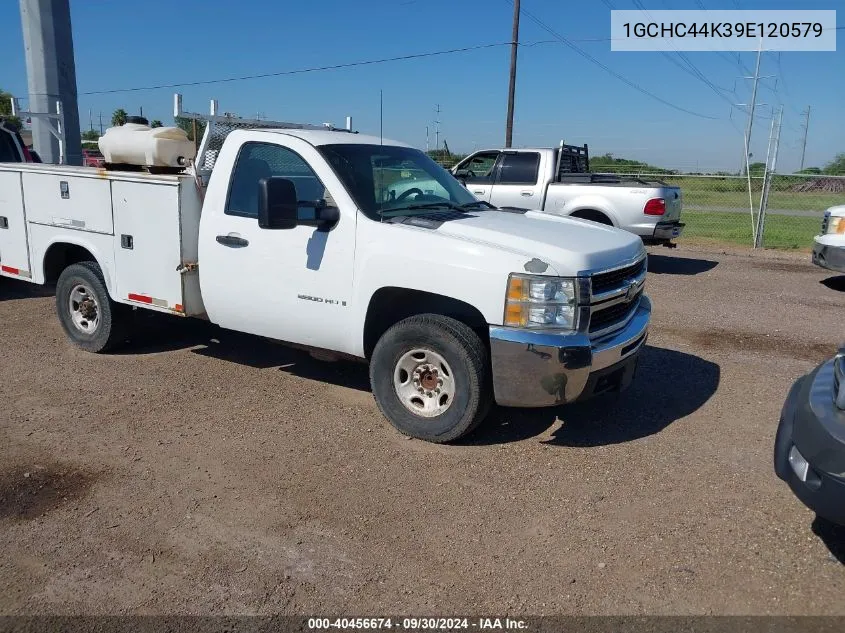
[812,205,845,274]
[0,121,651,442]
[450,148,684,245]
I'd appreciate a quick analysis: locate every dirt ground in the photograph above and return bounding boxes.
[1,245,844,616]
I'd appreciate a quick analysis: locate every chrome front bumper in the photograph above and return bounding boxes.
[812,239,845,273]
[489,295,651,407]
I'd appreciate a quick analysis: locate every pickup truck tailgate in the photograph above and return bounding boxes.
[661,187,682,221]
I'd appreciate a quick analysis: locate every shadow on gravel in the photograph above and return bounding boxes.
[811,516,845,565]
[820,276,845,292]
[467,345,720,446]
[647,254,718,276]
[0,278,54,301]
[115,309,371,391]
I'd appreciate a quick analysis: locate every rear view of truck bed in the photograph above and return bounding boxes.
[0,164,205,316]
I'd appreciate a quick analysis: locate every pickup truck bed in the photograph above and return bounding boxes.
[0,164,204,316]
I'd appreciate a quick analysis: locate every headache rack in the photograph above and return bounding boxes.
[173,93,355,183]
[551,140,668,186]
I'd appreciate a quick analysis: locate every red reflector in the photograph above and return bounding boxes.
[644,198,666,216]
[128,293,153,304]
[174,303,183,312]
[1,265,20,275]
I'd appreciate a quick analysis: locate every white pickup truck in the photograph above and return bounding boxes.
[812,205,845,274]
[0,110,651,443]
[450,144,684,246]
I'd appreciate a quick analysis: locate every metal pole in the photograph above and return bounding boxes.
[434,104,440,152]
[19,0,82,165]
[756,106,783,249]
[505,0,521,148]
[741,42,763,176]
[799,105,811,171]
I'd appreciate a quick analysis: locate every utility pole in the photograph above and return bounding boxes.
[434,104,441,152]
[756,105,783,248]
[98,111,103,134]
[799,105,811,171]
[505,0,520,148]
[738,42,765,176]
[19,0,82,165]
[425,125,429,153]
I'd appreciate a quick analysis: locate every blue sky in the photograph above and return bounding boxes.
[1,0,842,172]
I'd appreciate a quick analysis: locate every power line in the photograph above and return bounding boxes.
[79,38,617,95]
[504,0,717,119]
[631,0,736,105]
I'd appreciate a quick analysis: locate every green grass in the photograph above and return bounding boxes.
[657,176,841,213]
[682,210,820,250]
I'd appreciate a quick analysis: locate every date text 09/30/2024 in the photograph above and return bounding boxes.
[307,618,528,630]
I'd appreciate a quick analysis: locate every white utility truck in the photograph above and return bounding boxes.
[0,98,651,443]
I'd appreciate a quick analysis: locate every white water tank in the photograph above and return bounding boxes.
[98,119,197,168]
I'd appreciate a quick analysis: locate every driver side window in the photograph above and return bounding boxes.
[461,152,500,184]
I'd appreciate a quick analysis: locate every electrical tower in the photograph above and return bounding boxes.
[434,104,441,152]
[799,106,811,172]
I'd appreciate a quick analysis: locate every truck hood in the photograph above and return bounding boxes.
[426,209,645,275]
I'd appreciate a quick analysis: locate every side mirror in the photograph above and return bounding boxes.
[258,177,298,230]
[453,169,469,186]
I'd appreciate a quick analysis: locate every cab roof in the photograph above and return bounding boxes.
[262,128,412,148]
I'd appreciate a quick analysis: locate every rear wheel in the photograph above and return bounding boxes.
[56,261,126,353]
[370,314,491,443]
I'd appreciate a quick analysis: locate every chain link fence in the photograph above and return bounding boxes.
[433,155,841,250]
[628,172,841,250]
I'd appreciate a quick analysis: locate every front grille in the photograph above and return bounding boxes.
[589,292,642,334]
[591,258,646,295]
[822,212,830,234]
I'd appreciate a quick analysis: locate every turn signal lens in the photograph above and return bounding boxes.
[507,277,526,301]
[831,217,845,234]
[504,274,578,330]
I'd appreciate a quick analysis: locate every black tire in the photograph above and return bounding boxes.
[56,261,126,353]
[369,314,492,443]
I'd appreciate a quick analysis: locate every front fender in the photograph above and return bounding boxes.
[348,220,544,357]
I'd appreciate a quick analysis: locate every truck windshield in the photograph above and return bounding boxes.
[317,144,481,220]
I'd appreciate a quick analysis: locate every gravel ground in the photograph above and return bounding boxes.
[1,245,844,616]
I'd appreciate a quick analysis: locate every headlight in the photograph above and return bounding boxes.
[828,216,844,234]
[504,274,578,330]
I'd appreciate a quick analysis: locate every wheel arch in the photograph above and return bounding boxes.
[39,237,116,297]
[363,287,489,359]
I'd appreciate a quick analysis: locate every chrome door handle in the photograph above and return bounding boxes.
[473,190,485,195]
[216,235,249,248]
[521,191,534,196]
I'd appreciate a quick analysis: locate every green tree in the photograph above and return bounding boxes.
[747,161,767,177]
[175,116,205,142]
[111,108,128,127]
[822,153,845,176]
[797,166,822,175]
[150,119,163,128]
[0,88,22,130]
[81,129,100,141]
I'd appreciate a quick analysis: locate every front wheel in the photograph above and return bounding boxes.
[56,261,126,353]
[369,314,492,443]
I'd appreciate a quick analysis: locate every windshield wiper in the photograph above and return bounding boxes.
[458,200,494,210]
[379,202,464,217]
